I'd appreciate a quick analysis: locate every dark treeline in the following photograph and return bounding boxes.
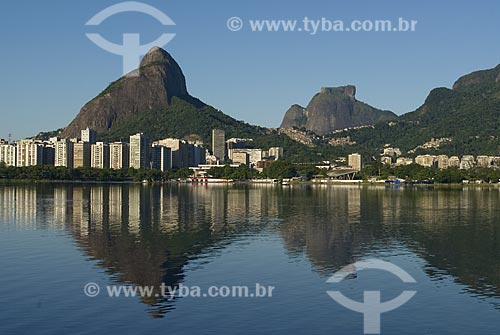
[0,164,191,182]
[0,161,320,182]
[2,162,500,183]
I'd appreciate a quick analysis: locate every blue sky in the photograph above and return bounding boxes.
[1,0,500,139]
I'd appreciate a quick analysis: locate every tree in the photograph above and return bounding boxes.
[263,161,297,179]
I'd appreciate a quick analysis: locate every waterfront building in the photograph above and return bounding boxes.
[193,144,206,167]
[73,142,91,168]
[415,155,436,168]
[154,138,187,168]
[91,142,110,169]
[476,156,492,168]
[16,139,47,167]
[448,156,460,168]
[232,151,249,165]
[109,142,129,170]
[129,133,149,169]
[268,147,284,160]
[54,139,74,168]
[437,155,450,170]
[0,141,16,166]
[151,145,172,171]
[211,129,226,161]
[348,153,362,171]
[460,155,475,170]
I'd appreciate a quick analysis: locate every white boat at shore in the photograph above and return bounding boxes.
[250,179,279,184]
[189,178,234,184]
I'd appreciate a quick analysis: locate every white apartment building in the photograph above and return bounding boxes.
[109,142,129,170]
[16,140,44,167]
[129,133,148,169]
[91,142,110,169]
[0,141,16,166]
[348,153,362,171]
[54,139,73,168]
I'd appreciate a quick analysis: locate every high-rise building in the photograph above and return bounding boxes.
[109,142,130,169]
[154,138,187,168]
[151,145,172,171]
[81,128,97,144]
[211,129,226,161]
[0,141,16,166]
[129,133,149,169]
[91,142,110,169]
[16,139,46,167]
[43,146,55,166]
[153,138,206,168]
[193,144,206,166]
[348,153,362,171]
[54,139,74,168]
[73,142,91,168]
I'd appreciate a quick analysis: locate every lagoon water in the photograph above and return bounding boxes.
[1,183,500,334]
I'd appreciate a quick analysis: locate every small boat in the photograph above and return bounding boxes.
[189,178,234,184]
[250,178,279,184]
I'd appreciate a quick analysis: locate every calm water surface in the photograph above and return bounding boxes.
[1,183,500,334]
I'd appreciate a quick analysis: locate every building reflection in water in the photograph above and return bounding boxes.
[1,184,500,316]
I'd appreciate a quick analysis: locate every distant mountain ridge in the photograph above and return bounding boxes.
[58,47,331,162]
[58,46,500,160]
[280,85,397,135]
[332,64,500,156]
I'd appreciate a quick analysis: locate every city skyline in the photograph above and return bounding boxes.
[0,127,285,174]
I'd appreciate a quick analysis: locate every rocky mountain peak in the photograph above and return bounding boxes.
[320,85,356,98]
[140,46,176,68]
[280,85,396,135]
[61,47,189,138]
[452,64,500,91]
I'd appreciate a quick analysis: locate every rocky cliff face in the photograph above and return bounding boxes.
[280,85,396,136]
[451,64,500,90]
[61,47,189,138]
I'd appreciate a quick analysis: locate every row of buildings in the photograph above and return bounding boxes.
[225,137,284,168]
[378,146,500,170]
[381,152,500,170]
[0,128,284,171]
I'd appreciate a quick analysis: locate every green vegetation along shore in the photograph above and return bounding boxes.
[2,161,500,184]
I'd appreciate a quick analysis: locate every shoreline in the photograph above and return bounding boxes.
[1,178,500,188]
